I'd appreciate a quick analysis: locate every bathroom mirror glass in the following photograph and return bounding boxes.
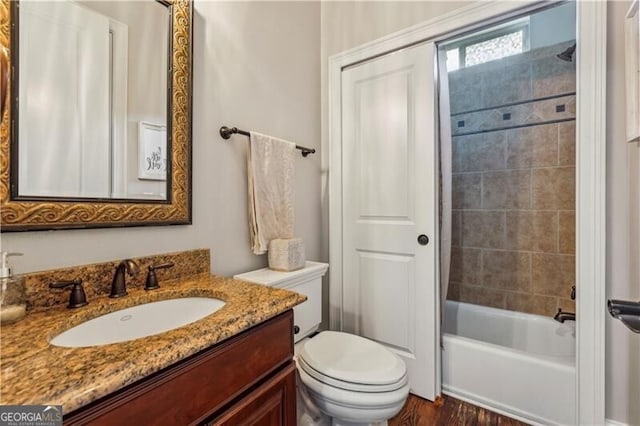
[0,0,193,231]
[16,0,168,200]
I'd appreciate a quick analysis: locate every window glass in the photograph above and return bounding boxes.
[464,30,524,67]
[444,20,529,72]
[446,48,460,71]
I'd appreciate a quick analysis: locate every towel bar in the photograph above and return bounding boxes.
[220,126,316,157]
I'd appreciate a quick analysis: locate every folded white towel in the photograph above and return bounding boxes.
[248,131,296,255]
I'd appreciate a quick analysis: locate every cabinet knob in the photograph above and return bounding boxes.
[294,325,300,334]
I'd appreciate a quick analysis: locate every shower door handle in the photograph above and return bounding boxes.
[417,234,429,246]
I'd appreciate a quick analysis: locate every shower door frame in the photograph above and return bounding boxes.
[328,1,607,424]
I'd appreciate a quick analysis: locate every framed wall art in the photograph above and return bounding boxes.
[138,121,167,181]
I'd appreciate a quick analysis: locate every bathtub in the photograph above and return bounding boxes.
[442,301,576,425]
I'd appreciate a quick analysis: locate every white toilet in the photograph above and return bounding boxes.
[234,262,410,426]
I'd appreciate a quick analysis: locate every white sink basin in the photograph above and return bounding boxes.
[50,297,226,348]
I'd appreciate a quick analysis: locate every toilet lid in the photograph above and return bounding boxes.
[297,356,408,392]
[299,331,406,387]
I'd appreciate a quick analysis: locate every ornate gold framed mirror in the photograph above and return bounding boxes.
[0,0,192,231]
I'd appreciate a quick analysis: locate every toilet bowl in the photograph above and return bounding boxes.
[297,331,409,425]
[234,262,410,426]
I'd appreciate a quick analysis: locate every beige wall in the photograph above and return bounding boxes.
[1,2,322,281]
[606,1,640,424]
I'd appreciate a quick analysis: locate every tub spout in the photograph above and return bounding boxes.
[553,308,576,323]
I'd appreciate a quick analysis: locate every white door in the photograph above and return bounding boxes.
[341,42,439,400]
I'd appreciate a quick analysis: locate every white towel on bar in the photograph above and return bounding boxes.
[248,131,296,255]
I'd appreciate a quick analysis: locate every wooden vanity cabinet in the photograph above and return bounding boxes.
[207,362,296,425]
[64,310,296,426]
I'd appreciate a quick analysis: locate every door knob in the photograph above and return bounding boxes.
[417,234,429,246]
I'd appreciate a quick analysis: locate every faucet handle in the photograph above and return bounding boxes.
[49,278,88,309]
[145,262,174,291]
[571,286,576,300]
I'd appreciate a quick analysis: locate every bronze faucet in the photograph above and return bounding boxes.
[554,285,576,323]
[553,310,576,323]
[109,259,139,298]
[145,262,175,291]
[49,278,88,308]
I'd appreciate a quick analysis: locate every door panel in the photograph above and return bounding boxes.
[356,69,412,219]
[357,250,415,354]
[341,42,438,400]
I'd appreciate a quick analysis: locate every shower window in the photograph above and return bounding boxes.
[445,19,530,71]
[464,30,525,66]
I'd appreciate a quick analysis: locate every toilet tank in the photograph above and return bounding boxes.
[234,262,328,342]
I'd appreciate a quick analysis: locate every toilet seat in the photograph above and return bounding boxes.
[298,331,408,393]
[298,363,410,408]
[297,356,408,393]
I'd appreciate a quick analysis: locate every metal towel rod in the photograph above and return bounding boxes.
[219,126,316,157]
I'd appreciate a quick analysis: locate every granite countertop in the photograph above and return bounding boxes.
[0,274,305,413]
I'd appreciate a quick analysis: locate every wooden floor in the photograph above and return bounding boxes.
[389,394,529,426]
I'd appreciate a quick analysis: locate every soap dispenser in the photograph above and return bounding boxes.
[0,252,26,324]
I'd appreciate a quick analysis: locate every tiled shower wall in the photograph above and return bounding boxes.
[446,41,576,316]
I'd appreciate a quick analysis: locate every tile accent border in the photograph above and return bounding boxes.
[451,95,576,136]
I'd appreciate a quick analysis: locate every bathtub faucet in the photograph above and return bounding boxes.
[554,285,576,323]
[553,309,576,323]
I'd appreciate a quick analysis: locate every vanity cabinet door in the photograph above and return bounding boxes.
[207,361,296,426]
[64,311,294,426]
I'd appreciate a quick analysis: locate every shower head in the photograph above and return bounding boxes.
[557,44,576,62]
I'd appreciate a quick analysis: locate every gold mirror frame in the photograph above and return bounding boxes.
[0,0,192,231]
